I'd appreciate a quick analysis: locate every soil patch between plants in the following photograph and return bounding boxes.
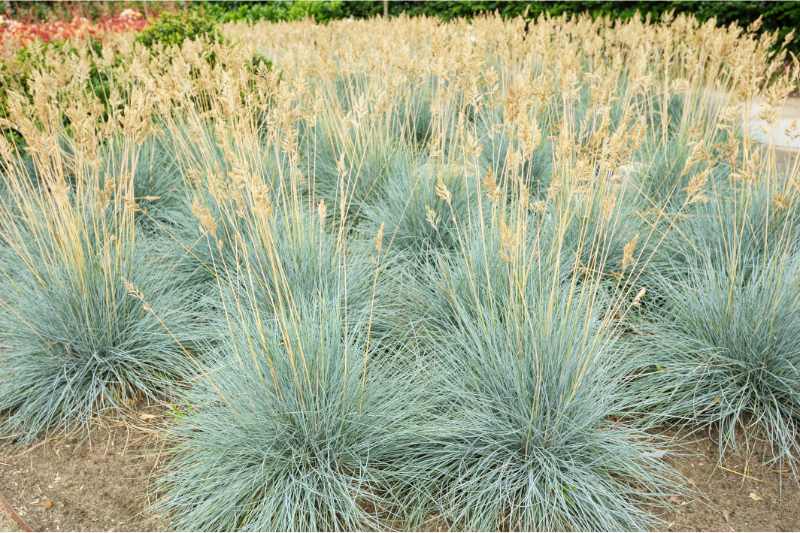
[2,420,800,531]
[0,418,167,532]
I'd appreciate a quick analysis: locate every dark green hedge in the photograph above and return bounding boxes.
[195,1,800,55]
[3,1,798,55]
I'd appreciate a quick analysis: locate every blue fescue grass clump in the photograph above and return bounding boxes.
[392,216,537,348]
[174,197,380,323]
[157,292,429,531]
[390,75,437,148]
[474,107,555,196]
[405,236,676,530]
[630,134,733,210]
[544,184,649,286]
[626,172,800,472]
[358,159,480,262]
[147,132,295,287]
[300,107,421,226]
[100,132,188,230]
[644,179,800,287]
[0,146,210,442]
[384,214,677,530]
[155,181,431,530]
[627,253,800,472]
[0,229,209,443]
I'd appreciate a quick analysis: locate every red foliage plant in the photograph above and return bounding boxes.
[0,8,148,44]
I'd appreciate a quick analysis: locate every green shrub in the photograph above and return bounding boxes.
[200,0,346,24]
[135,11,222,48]
[0,40,67,144]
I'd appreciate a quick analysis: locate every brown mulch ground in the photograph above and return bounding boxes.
[0,414,168,532]
[662,434,800,531]
[1,416,799,532]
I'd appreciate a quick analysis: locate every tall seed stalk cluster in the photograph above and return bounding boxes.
[0,12,799,531]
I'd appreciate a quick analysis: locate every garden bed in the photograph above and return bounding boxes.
[1,11,800,532]
[0,419,165,532]
[3,421,799,532]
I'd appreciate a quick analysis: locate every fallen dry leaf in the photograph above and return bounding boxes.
[38,498,54,510]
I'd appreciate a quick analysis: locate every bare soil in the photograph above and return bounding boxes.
[0,415,167,532]
[662,434,800,532]
[2,416,799,532]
